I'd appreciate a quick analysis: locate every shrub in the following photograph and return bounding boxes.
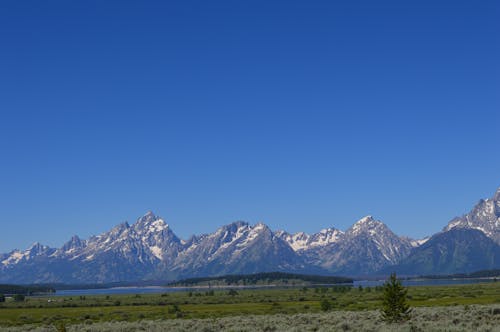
[168,304,181,314]
[13,294,25,302]
[340,322,350,331]
[55,322,66,332]
[320,299,332,311]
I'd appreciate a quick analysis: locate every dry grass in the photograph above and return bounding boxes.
[2,304,499,332]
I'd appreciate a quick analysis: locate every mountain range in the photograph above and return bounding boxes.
[1,187,499,284]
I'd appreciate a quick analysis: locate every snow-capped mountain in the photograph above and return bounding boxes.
[443,187,500,244]
[345,216,413,264]
[1,186,499,283]
[390,228,500,275]
[171,222,311,279]
[301,216,413,275]
[0,212,406,283]
[56,235,86,257]
[0,212,183,283]
[2,243,55,267]
[276,227,344,251]
[386,187,500,275]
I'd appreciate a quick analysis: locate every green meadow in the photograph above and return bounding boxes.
[0,282,499,330]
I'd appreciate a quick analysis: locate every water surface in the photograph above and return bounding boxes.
[55,278,496,296]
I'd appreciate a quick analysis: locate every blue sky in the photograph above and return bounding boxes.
[0,0,499,252]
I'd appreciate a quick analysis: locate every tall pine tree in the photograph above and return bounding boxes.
[380,272,412,323]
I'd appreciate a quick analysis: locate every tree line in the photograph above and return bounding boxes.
[0,284,55,295]
[168,272,353,286]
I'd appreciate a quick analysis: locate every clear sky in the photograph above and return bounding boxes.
[0,0,499,253]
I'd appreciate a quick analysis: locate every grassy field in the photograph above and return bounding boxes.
[0,282,498,330]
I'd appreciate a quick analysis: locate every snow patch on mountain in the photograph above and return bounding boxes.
[277,227,344,252]
[2,243,55,266]
[410,237,429,247]
[444,187,500,244]
[2,251,24,266]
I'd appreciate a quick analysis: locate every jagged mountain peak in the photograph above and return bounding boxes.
[1,184,499,284]
[310,227,343,242]
[28,242,42,249]
[136,211,162,225]
[254,221,267,228]
[293,231,308,238]
[347,215,386,236]
[210,221,250,238]
[274,229,287,237]
[109,222,130,234]
[319,227,337,234]
[276,231,310,251]
[133,211,170,234]
[226,220,250,229]
[60,235,85,254]
[352,215,379,228]
[143,210,157,218]
[343,216,412,265]
[494,186,500,201]
[1,242,55,267]
[277,227,344,252]
[219,221,269,237]
[26,242,53,254]
[356,215,375,223]
[444,187,500,244]
[252,222,271,233]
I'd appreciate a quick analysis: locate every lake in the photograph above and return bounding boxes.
[54,278,497,296]
[353,278,497,288]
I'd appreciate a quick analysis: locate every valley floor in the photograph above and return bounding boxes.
[1,305,500,332]
[0,283,499,331]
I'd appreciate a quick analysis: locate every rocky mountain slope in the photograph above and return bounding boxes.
[1,187,499,283]
[310,216,414,275]
[443,187,500,244]
[389,228,500,275]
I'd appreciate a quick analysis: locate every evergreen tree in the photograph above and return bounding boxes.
[380,272,412,323]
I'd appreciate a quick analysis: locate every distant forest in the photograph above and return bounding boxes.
[418,269,500,279]
[0,284,55,295]
[168,272,353,287]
